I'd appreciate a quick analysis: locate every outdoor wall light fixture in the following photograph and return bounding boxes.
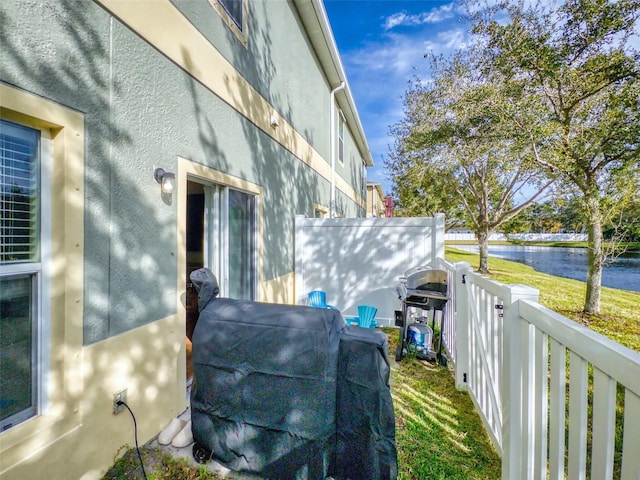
[154,167,175,194]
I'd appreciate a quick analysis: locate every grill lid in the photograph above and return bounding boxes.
[398,267,450,310]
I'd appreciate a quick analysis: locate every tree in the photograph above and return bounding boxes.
[386,136,467,229]
[471,0,640,313]
[510,195,589,234]
[387,53,555,273]
[603,195,640,242]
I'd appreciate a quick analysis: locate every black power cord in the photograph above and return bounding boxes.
[117,401,148,480]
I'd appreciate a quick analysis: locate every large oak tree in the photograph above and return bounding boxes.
[387,52,555,273]
[472,0,640,313]
[388,0,639,313]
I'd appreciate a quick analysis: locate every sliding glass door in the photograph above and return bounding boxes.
[227,189,256,299]
[202,183,257,300]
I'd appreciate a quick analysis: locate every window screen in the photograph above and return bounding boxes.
[338,115,345,163]
[228,189,255,300]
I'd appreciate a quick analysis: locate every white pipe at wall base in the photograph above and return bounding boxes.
[329,81,345,218]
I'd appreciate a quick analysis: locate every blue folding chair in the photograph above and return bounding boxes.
[307,290,338,310]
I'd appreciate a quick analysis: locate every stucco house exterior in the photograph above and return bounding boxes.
[0,1,372,478]
[366,182,386,217]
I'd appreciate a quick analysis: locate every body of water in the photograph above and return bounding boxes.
[453,245,640,293]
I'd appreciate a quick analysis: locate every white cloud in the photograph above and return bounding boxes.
[339,38,424,185]
[384,12,410,30]
[383,4,455,30]
[438,28,469,49]
[343,33,431,79]
[336,10,473,192]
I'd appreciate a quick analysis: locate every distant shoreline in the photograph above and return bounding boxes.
[446,240,640,252]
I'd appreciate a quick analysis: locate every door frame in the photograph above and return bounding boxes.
[176,157,263,385]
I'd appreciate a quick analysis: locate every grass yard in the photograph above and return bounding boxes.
[384,328,501,480]
[446,246,640,479]
[101,445,218,479]
[445,246,640,351]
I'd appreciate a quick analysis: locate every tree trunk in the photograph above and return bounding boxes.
[477,232,490,274]
[584,194,603,314]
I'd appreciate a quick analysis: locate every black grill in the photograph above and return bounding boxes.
[395,266,450,365]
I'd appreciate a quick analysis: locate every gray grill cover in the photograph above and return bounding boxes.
[190,295,345,478]
[334,326,398,480]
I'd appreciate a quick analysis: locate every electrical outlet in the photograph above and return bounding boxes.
[113,389,127,415]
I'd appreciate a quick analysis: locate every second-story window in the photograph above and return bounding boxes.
[210,0,247,46]
[219,0,243,31]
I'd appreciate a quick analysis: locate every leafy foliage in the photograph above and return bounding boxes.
[388,0,639,307]
[387,49,555,273]
[470,0,640,312]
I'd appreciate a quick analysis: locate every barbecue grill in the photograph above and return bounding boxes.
[395,266,450,365]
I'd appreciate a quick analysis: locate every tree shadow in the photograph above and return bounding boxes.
[0,2,204,466]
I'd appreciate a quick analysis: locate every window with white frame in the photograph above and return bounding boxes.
[210,0,247,45]
[201,182,257,300]
[0,119,42,431]
[227,188,256,299]
[219,0,243,30]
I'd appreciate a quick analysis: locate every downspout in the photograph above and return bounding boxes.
[330,81,345,217]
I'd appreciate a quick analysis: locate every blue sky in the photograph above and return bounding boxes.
[324,0,471,196]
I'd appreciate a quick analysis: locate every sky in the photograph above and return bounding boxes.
[324,0,472,196]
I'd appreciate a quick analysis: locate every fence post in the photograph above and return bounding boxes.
[454,262,472,390]
[294,215,306,304]
[432,213,445,263]
[501,284,540,480]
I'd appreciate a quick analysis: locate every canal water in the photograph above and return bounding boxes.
[452,245,640,293]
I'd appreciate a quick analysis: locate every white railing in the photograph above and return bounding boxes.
[438,260,640,480]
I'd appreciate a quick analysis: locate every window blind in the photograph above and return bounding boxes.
[0,120,39,264]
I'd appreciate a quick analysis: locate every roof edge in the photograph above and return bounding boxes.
[293,0,374,167]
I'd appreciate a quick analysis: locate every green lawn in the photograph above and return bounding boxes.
[385,328,502,480]
[445,246,640,351]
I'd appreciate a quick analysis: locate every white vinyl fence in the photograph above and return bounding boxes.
[438,261,640,480]
[294,214,445,324]
[444,232,588,242]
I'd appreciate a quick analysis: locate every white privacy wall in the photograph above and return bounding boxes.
[294,215,445,325]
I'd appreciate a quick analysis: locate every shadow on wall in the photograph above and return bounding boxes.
[340,287,401,324]
[213,1,331,292]
[297,218,441,323]
[179,51,231,177]
[0,0,184,449]
[303,224,409,303]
